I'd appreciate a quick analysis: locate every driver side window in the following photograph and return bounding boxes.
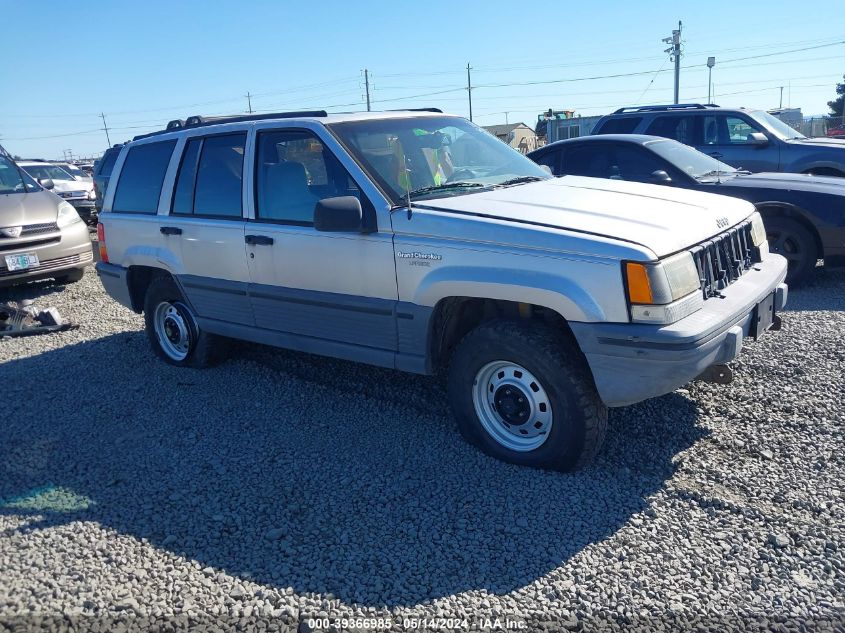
[255,130,363,225]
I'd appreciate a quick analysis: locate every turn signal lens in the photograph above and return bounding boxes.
[97,222,108,263]
[626,263,654,304]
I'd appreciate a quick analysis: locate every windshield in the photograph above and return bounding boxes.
[60,163,85,178]
[0,156,40,194]
[748,110,806,141]
[647,138,737,179]
[21,164,75,181]
[329,116,550,203]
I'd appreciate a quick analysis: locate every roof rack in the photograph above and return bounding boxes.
[612,103,719,114]
[132,110,329,141]
[132,108,446,141]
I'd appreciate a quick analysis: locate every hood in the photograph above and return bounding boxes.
[0,190,60,226]
[50,179,93,193]
[728,171,845,195]
[418,176,755,257]
[787,136,845,148]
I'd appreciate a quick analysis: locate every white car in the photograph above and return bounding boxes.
[17,161,97,224]
[95,109,788,471]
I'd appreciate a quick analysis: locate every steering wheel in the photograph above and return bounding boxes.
[447,168,476,182]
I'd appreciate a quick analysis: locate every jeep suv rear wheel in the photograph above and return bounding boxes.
[447,320,607,471]
[143,276,224,368]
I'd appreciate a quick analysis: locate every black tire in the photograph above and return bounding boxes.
[447,320,607,472]
[55,268,85,284]
[764,217,818,285]
[143,275,223,368]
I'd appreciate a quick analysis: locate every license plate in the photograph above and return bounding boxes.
[4,253,39,271]
[751,291,776,340]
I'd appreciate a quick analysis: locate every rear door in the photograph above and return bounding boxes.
[160,130,252,325]
[243,124,399,365]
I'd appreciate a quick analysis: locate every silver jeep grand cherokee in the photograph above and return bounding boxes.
[95,110,788,471]
[0,151,93,286]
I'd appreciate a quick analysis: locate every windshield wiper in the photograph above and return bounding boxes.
[497,176,545,187]
[697,169,735,179]
[407,182,484,198]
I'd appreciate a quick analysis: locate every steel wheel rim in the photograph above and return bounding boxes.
[472,361,553,452]
[154,301,191,361]
[767,230,802,264]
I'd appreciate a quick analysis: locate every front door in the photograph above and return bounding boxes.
[244,127,399,361]
[697,114,779,172]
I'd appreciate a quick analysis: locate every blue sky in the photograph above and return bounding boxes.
[1,0,842,159]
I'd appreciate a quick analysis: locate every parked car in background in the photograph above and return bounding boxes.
[95,109,786,471]
[827,123,845,139]
[92,145,122,214]
[52,161,92,183]
[529,134,845,284]
[592,104,845,177]
[18,160,97,225]
[0,153,93,286]
[78,162,95,176]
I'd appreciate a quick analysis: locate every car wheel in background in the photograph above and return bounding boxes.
[143,275,224,368]
[447,320,607,472]
[765,217,818,285]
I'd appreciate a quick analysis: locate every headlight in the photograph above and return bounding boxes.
[624,252,703,324]
[750,212,766,247]
[57,201,82,227]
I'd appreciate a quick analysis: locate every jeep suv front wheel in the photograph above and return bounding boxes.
[447,320,607,471]
[143,276,224,368]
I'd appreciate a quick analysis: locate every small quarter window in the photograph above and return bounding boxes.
[112,140,176,214]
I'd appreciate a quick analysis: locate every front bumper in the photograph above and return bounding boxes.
[570,254,789,407]
[0,221,93,286]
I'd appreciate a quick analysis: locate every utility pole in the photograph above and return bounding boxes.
[246,92,253,114]
[663,21,682,104]
[100,113,111,147]
[504,111,509,124]
[364,69,371,111]
[466,62,473,122]
[707,57,715,104]
[779,86,784,109]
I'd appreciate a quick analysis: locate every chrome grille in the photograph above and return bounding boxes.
[689,220,758,300]
[21,223,59,236]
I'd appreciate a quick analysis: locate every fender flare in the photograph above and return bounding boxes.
[413,265,607,322]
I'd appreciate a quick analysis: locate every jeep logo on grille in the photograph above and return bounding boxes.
[0,226,22,238]
[716,217,729,229]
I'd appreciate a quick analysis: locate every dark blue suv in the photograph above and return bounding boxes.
[592,104,845,177]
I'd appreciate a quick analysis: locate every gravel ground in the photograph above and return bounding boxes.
[0,257,843,632]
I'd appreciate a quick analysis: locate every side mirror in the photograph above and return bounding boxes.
[39,178,54,190]
[314,196,363,232]
[649,170,673,184]
[538,164,553,176]
[747,132,769,147]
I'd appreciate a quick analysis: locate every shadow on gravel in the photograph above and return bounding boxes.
[783,266,845,312]
[0,332,705,607]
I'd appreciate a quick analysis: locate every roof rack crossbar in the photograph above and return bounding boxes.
[612,103,719,114]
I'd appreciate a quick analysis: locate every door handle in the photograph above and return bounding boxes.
[245,234,274,246]
[160,226,182,235]
[708,152,724,159]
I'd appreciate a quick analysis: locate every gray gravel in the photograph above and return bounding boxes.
[0,259,843,632]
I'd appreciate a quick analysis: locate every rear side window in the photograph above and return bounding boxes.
[596,117,642,134]
[97,148,120,177]
[646,116,696,145]
[171,133,245,217]
[112,140,176,214]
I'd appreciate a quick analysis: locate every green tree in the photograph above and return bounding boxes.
[828,74,845,120]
